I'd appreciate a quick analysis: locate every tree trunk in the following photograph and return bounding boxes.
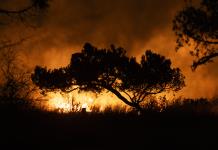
[103,85,143,111]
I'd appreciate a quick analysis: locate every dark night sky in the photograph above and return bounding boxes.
[0,0,217,99]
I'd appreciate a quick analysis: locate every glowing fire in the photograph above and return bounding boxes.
[48,94,72,113]
[44,91,173,113]
[82,103,88,108]
[46,92,94,113]
[44,89,131,113]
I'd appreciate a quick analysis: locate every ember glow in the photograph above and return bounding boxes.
[43,91,127,113]
[45,92,95,113]
[47,93,72,113]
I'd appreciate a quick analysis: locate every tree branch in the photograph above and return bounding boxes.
[62,87,79,93]
[102,85,136,108]
[200,39,218,45]
[0,38,28,50]
[0,5,34,15]
[146,88,164,95]
[192,52,218,70]
[137,92,148,103]
[122,90,132,101]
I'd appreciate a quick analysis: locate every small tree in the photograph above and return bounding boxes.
[0,0,49,109]
[173,0,218,70]
[32,43,185,110]
[0,44,37,103]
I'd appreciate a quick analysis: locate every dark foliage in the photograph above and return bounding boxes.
[32,43,185,110]
[173,0,218,70]
[1,97,218,149]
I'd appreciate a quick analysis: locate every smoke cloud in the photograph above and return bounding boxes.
[1,0,217,99]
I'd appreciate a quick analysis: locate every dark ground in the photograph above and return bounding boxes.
[1,107,218,150]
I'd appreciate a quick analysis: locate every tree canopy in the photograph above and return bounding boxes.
[32,43,185,110]
[173,0,218,70]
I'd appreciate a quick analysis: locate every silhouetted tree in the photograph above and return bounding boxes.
[32,43,185,110]
[173,0,218,70]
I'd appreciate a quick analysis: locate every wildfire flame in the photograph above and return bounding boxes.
[48,94,72,113]
[46,92,94,113]
[43,87,139,113]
